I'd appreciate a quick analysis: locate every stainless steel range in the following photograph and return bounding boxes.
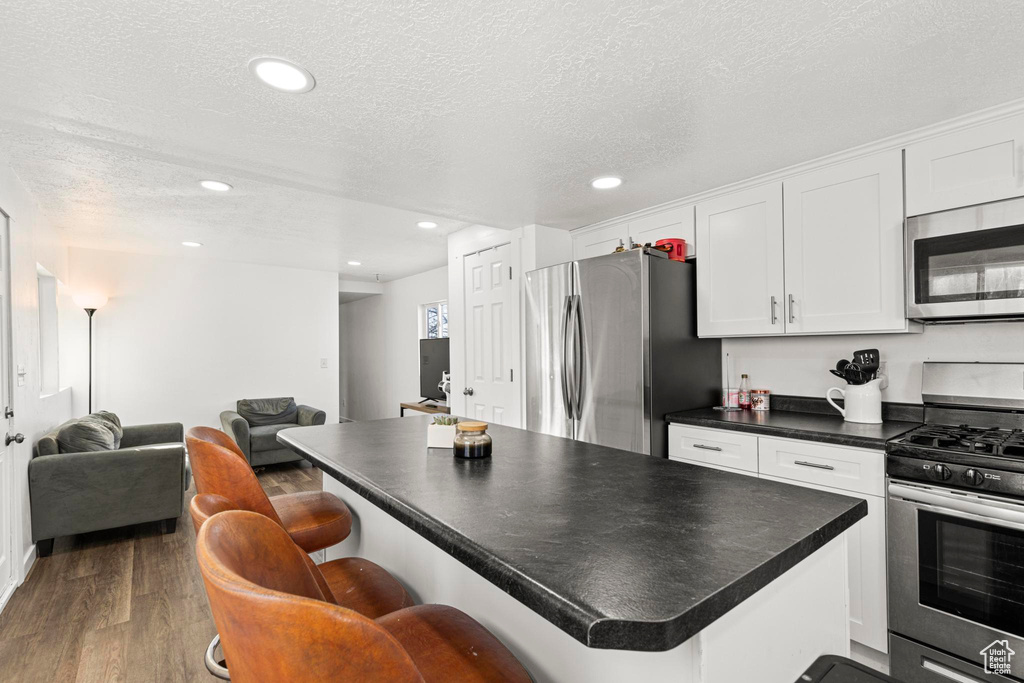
[887,362,1024,683]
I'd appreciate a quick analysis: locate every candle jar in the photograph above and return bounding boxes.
[751,390,771,411]
[454,421,492,459]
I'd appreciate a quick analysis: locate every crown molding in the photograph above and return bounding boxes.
[573,96,1024,236]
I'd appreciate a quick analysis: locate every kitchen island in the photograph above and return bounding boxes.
[279,417,866,683]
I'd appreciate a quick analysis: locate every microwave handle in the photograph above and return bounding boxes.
[889,483,1024,530]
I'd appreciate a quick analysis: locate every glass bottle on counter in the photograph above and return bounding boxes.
[738,374,752,410]
[454,421,492,459]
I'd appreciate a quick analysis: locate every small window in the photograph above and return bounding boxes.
[422,300,448,339]
[37,265,59,396]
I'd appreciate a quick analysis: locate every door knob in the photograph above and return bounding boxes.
[464,387,475,396]
[5,433,24,446]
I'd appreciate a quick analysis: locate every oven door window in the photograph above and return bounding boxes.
[918,510,1024,636]
[913,223,1024,304]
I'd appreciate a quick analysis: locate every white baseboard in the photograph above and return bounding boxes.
[0,545,34,616]
[21,544,35,582]
[0,579,13,615]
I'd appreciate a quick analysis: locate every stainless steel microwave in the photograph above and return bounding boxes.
[907,196,1024,322]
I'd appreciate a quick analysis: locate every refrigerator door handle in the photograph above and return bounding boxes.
[572,294,585,420]
[560,295,574,419]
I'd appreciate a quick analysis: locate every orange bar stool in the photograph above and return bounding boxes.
[186,426,351,553]
[196,510,532,683]
[191,495,416,680]
[190,494,414,618]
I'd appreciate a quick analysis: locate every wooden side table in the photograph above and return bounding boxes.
[399,402,451,417]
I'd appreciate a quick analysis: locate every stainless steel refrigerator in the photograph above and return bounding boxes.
[525,250,721,457]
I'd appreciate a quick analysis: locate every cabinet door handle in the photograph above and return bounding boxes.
[794,460,834,471]
[770,296,777,325]
[693,444,723,452]
[788,294,795,323]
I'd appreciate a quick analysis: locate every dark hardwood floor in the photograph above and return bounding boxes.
[0,461,322,682]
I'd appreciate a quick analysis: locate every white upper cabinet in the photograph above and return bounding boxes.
[628,205,696,258]
[572,206,696,262]
[783,150,906,334]
[572,222,628,261]
[696,183,785,337]
[905,112,1024,216]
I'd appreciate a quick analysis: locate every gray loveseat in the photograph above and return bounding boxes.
[220,397,325,467]
[29,417,190,557]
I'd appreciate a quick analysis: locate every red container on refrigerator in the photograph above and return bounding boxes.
[655,238,687,261]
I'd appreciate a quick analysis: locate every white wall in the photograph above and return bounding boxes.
[338,294,386,420]
[66,248,340,429]
[0,157,76,582]
[521,224,573,272]
[339,265,448,421]
[723,323,1024,404]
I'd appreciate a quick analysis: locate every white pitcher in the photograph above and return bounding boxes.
[826,376,887,424]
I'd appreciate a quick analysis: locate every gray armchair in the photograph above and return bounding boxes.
[29,421,190,557]
[220,397,325,467]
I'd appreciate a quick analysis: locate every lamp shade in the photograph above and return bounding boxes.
[73,292,108,310]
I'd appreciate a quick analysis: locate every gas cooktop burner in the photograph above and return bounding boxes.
[898,424,1024,458]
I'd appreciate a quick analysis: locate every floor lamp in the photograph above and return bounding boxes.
[72,292,108,414]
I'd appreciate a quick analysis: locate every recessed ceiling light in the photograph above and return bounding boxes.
[199,180,232,192]
[591,176,623,190]
[347,260,362,266]
[248,57,315,93]
[417,221,438,229]
[182,241,203,248]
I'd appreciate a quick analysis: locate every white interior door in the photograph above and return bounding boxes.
[0,211,14,610]
[463,244,517,426]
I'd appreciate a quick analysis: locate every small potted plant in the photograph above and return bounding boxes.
[427,415,459,449]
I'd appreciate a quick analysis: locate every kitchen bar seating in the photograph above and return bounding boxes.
[189,493,416,619]
[196,509,533,683]
[185,426,352,553]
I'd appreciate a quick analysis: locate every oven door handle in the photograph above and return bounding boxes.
[889,483,1024,530]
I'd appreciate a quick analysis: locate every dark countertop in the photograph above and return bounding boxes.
[667,400,919,450]
[279,417,866,652]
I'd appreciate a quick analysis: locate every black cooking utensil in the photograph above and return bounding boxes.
[843,362,864,385]
[852,349,879,376]
[836,359,850,373]
[844,367,871,385]
[829,369,846,380]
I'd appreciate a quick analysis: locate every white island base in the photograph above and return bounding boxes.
[324,476,850,683]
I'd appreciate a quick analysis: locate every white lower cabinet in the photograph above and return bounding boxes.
[667,425,888,653]
[668,424,758,473]
[759,472,887,653]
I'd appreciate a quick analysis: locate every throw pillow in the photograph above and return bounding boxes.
[88,411,123,449]
[238,397,298,426]
[56,418,116,453]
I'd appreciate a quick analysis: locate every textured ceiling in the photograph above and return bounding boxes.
[1,0,1023,279]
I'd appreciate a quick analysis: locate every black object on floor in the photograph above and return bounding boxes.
[797,655,900,683]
